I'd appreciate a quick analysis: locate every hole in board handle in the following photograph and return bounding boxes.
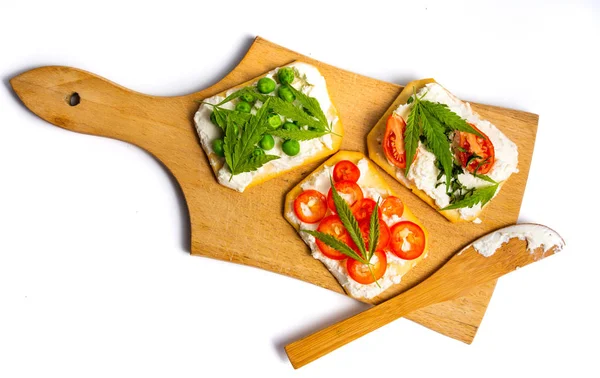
[68,92,80,106]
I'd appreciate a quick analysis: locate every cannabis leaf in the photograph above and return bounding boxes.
[208,106,251,131]
[329,177,367,259]
[302,230,365,262]
[420,100,483,138]
[404,104,421,176]
[300,178,383,286]
[367,200,380,261]
[268,128,328,141]
[421,106,454,188]
[285,84,329,130]
[403,90,489,190]
[473,173,497,184]
[205,86,267,106]
[223,98,279,176]
[441,183,499,211]
[268,96,326,130]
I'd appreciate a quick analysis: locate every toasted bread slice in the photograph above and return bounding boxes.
[194,62,343,192]
[367,79,518,223]
[284,151,429,301]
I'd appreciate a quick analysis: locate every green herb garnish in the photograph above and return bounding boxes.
[404,89,500,211]
[303,178,381,285]
[441,182,499,211]
[268,128,328,141]
[268,96,327,131]
[207,106,251,131]
[223,98,280,177]
[404,90,486,182]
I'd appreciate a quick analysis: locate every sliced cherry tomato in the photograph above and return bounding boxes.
[346,250,387,284]
[381,196,404,219]
[293,190,327,224]
[454,123,496,174]
[359,219,390,252]
[351,198,381,222]
[389,221,426,260]
[315,215,353,260]
[333,160,361,183]
[383,113,407,169]
[327,180,363,213]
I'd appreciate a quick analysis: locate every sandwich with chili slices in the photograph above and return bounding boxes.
[284,151,428,301]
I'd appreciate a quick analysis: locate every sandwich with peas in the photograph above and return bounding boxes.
[194,62,344,192]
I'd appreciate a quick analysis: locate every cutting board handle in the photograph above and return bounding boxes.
[9,66,206,224]
[10,66,199,163]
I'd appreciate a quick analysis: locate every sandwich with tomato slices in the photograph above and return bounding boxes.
[367,79,519,223]
[284,151,428,301]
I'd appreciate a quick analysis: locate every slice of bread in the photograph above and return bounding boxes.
[284,151,429,301]
[367,79,518,223]
[194,62,343,192]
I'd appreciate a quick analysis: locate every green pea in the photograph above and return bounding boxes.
[210,111,219,126]
[212,138,225,157]
[259,134,275,150]
[267,114,282,129]
[241,92,254,103]
[278,86,296,103]
[282,139,300,156]
[252,147,265,157]
[282,122,299,132]
[278,67,295,85]
[236,101,252,113]
[257,77,276,94]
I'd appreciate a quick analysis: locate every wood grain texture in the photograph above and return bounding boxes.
[9,36,538,344]
[285,232,561,369]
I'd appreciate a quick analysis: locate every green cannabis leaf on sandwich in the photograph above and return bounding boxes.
[404,89,499,211]
[222,98,280,177]
[302,178,382,286]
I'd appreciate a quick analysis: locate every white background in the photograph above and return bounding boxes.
[1,0,598,376]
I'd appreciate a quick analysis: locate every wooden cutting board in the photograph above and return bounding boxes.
[10,36,538,344]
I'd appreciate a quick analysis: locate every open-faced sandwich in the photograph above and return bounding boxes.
[367,79,519,223]
[194,62,343,192]
[284,151,428,300]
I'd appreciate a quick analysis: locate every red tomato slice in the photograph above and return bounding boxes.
[381,196,404,219]
[351,198,380,223]
[327,180,363,213]
[454,123,496,174]
[293,189,327,224]
[346,250,387,284]
[383,113,407,169]
[333,160,361,183]
[358,219,390,252]
[315,215,352,260]
[389,221,426,260]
